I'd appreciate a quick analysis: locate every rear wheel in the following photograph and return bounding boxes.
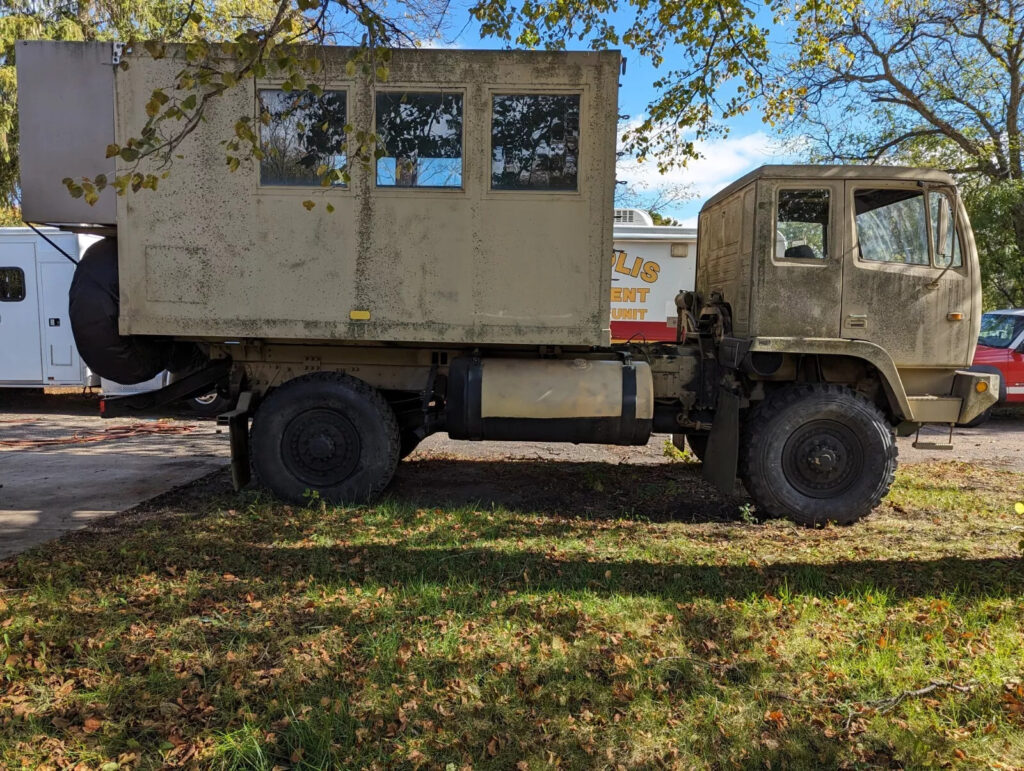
[251,372,400,504]
[740,384,897,526]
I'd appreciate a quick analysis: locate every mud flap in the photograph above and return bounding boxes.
[220,391,254,491]
[702,388,740,494]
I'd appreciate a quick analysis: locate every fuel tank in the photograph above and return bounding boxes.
[446,357,653,445]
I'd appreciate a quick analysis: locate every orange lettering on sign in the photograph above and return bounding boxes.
[611,251,661,284]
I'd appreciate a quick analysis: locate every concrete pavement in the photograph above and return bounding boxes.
[0,401,228,560]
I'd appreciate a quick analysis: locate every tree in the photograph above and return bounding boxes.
[789,0,1024,307]
[0,0,285,219]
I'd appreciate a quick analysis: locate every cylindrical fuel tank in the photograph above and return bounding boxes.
[446,357,653,445]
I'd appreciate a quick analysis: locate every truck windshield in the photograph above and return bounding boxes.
[978,313,1024,349]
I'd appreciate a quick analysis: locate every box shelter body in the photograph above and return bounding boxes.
[18,41,620,349]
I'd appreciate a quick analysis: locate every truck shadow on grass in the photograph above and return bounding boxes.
[388,457,745,523]
[3,480,1022,769]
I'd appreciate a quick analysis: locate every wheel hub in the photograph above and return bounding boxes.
[807,443,840,474]
[281,408,361,487]
[781,421,863,499]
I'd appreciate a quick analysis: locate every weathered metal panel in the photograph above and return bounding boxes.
[696,183,752,334]
[16,41,116,225]
[114,45,619,347]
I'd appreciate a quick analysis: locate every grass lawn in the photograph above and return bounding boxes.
[1,458,1023,769]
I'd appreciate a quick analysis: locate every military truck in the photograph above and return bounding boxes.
[16,41,996,525]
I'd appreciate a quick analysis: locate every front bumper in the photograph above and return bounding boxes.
[952,370,1000,424]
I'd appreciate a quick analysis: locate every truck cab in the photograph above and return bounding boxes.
[693,165,985,428]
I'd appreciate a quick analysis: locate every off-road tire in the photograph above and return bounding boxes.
[740,384,897,526]
[673,433,707,462]
[251,371,400,505]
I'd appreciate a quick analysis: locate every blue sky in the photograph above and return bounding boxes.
[424,4,798,226]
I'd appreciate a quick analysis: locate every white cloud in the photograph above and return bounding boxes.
[616,129,793,218]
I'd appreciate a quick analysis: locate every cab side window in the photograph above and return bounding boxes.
[854,189,930,265]
[0,267,25,302]
[775,189,829,260]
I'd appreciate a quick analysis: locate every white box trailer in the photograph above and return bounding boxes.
[0,227,170,398]
[610,209,697,342]
[0,227,98,388]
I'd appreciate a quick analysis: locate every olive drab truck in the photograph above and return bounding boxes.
[16,40,997,525]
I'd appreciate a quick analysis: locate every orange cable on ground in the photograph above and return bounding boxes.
[0,422,196,449]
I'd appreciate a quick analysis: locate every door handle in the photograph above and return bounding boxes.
[845,314,867,328]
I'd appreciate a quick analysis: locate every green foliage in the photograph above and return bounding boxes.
[0,0,281,211]
[650,211,681,226]
[789,0,1024,306]
[470,0,840,171]
[963,181,1024,309]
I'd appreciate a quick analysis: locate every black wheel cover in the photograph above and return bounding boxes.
[739,383,898,526]
[282,408,362,486]
[68,237,173,384]
[781,420,864,498]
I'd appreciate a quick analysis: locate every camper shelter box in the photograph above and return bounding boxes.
[17,41,620,348]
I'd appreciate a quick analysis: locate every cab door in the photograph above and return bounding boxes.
[840,182,974,368]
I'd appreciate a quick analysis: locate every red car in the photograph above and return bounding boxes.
[966,309,1024,424]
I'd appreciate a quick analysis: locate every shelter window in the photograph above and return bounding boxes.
[258,89,348,187]
[854,189,930,265]
[375,92,463,188]
[0,267,25,302]
[775,189,829,260]
[491,94,580,190]
[930,191,963,268]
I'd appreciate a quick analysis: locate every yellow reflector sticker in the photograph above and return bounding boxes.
[349,310,371,321]
[976,381,988,393]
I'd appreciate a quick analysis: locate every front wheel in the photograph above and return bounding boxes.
[740,384,897,526]
[251,372,400,505]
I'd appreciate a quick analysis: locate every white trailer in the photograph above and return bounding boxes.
[0,227,99,388]
[0,228,173,397]
[0,227,228,411]
[610,209,696,342]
